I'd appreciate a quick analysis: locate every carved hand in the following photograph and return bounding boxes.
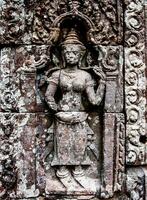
[45,81,58,112]
[93,66,106,80]
[47,100,58,112]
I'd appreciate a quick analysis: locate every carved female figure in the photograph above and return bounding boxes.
[45,30,105,179]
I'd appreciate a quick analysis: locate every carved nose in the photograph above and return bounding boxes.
[69,52,75,57]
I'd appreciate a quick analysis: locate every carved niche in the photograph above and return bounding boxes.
[0,0,146,200]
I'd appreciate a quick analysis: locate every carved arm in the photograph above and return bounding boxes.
[45,70,60,111]
[86,67,106,106]
[45,82,58,111]
[86,79,105,106]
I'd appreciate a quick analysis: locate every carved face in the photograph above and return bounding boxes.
[63,44,83,66]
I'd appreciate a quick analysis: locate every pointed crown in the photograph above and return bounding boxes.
[62,29,86,50]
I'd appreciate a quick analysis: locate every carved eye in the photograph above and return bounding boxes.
[73,51,79,55]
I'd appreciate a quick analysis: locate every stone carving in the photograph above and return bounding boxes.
[101,113,125,198]
[44,29,106,194]
[32,0,123,44]
[0,0,26,43]
[126,168,146,200]
[0,0,146,199]
[125,0,146,165]
[0,48,19,112]
[98,46,124,112]
[114,114,125,192]
[0,45,51,113]
[0,0,123,44]
[0,114,16,198]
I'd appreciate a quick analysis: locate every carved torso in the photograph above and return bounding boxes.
[48,69,95,111]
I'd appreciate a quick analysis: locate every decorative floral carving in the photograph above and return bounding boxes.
[98,46,120,73]
[0,0,25,43]
[31,0,123,44]
[0,48,20,112]
[125,0,146,165]
[32,1,59,43]
[0,115,16,198]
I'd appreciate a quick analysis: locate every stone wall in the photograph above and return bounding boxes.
[0,0,146,199]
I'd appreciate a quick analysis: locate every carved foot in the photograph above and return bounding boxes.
[72,166,85,177]
[56,166,70,179]
[45,172,66,193]
[72,166,98,193]
[56,166,83,192]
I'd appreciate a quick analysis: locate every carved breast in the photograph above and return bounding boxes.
[58,69,90,111]
[60,69,87,92]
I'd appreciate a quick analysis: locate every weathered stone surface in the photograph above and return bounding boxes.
[36,113,53,195]
[98,46,124,112]
[0,0,146,199]
[0,0,30,44]
[31,0,123,45]
[35,112,102,197]
[126,167,147,200]
[0,46,50,113]
[42,28,106,198]
[0,114,17,198]
[0,0,123,45]
[101,113,125,198]
[0,113,38,198]
[0,0,123,44]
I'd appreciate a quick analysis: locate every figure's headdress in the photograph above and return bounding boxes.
[62,29,86,51]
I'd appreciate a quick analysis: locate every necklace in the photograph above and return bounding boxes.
[61,70,77,79]
[64,69,77,73]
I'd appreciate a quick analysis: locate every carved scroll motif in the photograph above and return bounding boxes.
[125,0,146,165]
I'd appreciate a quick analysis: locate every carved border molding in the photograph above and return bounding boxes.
[125,0,146,165]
